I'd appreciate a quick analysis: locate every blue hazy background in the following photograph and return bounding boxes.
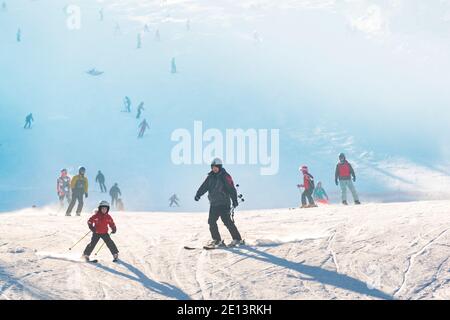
[1,0,450,212]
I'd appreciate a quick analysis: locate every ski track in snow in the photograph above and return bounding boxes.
[0,201,449,300]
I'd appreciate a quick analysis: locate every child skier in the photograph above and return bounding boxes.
[313,181,329,204]
[195,158,243,248]
[82,201,119,262]
[297,165,317,208]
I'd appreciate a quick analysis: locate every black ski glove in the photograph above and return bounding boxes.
[353,177,356,182]
[89,225,95,233]
[194,195,200,201]
[85,193,88,198]
[232,200,239,208]
[111,228,117,234]
[335,180,339,186]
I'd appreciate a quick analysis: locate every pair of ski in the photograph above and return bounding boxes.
[84,258,119,264]
[184,242,246,251]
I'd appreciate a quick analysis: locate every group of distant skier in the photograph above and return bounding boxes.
[122,97,150,138]
[57,167,125,215]
[297,153,361,208]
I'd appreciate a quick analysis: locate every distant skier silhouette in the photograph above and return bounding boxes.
[138,119,150,138]
[144,24,150,33]
[2,2,7,12]
[99,8,104,21]
[123,96,131,113]
[136,102,145,119]
[16,28,21,42]
[137,33,142,49]
[109,183,122,208]
[114,23,121,35]
[87,68,104,76]
[95,170,107,193]
[24,113,34,129]
[169,194,180,207]
[171,58,177,74]
[155,29,160,41]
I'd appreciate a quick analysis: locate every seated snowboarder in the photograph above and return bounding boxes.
[195,158,244,248]
[335,153,361,205]
[82,201,119,262]
[313,181,329,204]
[297,165,317,208]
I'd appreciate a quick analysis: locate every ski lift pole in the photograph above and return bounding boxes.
[69,231,91,251]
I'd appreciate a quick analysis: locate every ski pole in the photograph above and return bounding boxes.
[94,233,111,256]
[69,231,91,251]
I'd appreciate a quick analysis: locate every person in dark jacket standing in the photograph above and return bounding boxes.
[195,158,243,248]
[109,183,122,209]
[95,170,107,193]
[66,166,89,216]
[297,165,317,208]
[335,153,361,205]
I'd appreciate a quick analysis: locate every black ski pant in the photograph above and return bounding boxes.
[66,191,84,215]
[169,200,179,207]
[83,233,118,256]
[301,188,315,206]
[99,182,107,193]
[208,205,242,241]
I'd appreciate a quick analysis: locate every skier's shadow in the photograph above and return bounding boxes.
[229,247,394,300]
[93,261,191,300]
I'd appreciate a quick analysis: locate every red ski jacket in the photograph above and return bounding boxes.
[88,210,116,234]
[335,161,356,181]
[303,173,315,191]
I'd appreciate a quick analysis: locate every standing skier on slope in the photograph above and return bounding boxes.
[95,170,107,193]
[138,119,150,138]
[136,102,145,119]
[169,194,180,207]
[109,183,122,209]
[24,113,33,129]
[66,167,89,216]
[297,165,317,208]
[335,153,361,205]
[195,158,244,248]
[123,96,131,113]
[82,201,119,262]
[57,169,71,209]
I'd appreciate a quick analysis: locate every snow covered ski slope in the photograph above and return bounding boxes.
[0,201,449,300]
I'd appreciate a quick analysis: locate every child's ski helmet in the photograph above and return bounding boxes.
[98,200,110,208]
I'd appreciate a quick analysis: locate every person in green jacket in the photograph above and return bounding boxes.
[313,181,329,204]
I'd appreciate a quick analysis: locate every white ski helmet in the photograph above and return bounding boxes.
[98,200,110,208]
[211,157,223,167]
[299,165,308,172]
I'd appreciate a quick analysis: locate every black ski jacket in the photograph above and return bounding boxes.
[196,168,238,207]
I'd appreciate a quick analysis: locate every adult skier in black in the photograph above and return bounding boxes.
[169,194,180,207]
[24,113,33,129]
[109,183,122,208]
[195,158,243,248]
[66,166,89,216]
[95,170,107,193]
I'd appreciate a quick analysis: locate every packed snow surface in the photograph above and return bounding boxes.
[0,201,449,300]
